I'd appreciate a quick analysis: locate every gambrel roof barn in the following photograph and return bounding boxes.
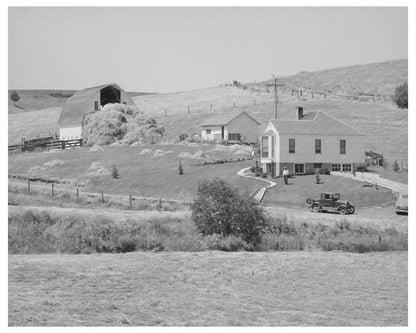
[58,83,134,140]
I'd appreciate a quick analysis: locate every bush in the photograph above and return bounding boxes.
[393,81,408,109]
[262,173,267,178]
[178,161,184,175]
[10,90,20,103]
[191,178,268,245]
[355,165,368,172]
[112,163,119,179]
[392,160,400,172]
[315,171,321,184]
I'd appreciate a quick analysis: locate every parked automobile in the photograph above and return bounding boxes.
[395,192,408,215]
[306,192,355,215]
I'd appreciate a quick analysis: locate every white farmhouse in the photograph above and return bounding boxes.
[58,83,134,140]
[259,107,365,176]
[200,111,261,143]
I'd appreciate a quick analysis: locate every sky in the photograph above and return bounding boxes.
[8,7,408,93]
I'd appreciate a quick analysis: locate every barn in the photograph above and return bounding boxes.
[200,110,261,144]
[58,83,134,140]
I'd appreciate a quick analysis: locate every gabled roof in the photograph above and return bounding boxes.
[201,110,260,127]
[58,83,133,127]
[269,111,365,136]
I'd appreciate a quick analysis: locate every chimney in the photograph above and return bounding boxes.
[297,107,304,120]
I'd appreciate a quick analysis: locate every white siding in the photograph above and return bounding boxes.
[201,126,226,142]
[59,126,82,140]
[278,134,365,164]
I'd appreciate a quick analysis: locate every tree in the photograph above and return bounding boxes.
[392,160,400,173]
[315,170,321,184]
[393,81,408,109]
[178,161,184,175]
[112,163,119,179]
[10,91,20,105]
[191,178,268,245]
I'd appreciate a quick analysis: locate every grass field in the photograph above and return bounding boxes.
[8,251,407,326]
[8,144,395,206]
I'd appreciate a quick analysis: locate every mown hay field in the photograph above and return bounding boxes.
[8,251,407,326]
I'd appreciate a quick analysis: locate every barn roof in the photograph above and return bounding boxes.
[201,110,260,126]
[269,111,365,136]
[58,83,133,127]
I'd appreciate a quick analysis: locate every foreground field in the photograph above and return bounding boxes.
[8,251,407,326]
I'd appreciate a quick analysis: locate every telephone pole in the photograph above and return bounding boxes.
[266,77,285,119]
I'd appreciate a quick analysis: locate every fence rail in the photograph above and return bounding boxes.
[8,138,83,154]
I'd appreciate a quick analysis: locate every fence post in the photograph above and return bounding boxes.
[101,191,104,203]
[129,194,132,209]
[254,98,256,105]
[76,188,79,202]
[51,183,54,196]
[28,179,30,193]
[159,198,162,211]
[210,104,212,110]
[379,234,381,245]
[187,106,190,113]
[233,102,235,108]
[165,109,167,116]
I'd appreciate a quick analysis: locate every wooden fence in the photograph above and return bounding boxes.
[8,138,83,154]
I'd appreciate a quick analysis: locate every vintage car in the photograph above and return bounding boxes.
[306,192,355,215]
[395,192,408,214]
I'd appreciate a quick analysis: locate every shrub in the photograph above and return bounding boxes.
[191,178,268,245]
[262,173,267,178]
[315,171,321,184]
[10,90,20,103]
[178,161,184,175]
[112,163,119,179]
[355,165,368,172]
[393,81,408,109]
[392,160,400,172]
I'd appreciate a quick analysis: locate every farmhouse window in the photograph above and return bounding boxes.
[228,133,241,141]
[123,102,126,105]
[206,129,211,134]
[342,164,352,172]
[295,164,304,174]
[261,136,269,158]
[340,140,346,154]
[94,101,99,110]
[289,139,295,154]
[315,139,321,154]
[332,164,341,172]
[314,163,323,169]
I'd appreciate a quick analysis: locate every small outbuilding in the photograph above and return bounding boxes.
[58,83,134,140]
[200,110,261,143]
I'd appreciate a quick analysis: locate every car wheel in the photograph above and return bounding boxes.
[312,204,320,213]
[347,206,355,214]
[339,207,347,215]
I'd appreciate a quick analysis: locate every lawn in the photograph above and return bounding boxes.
[260,173,396,209]
[8,251,407,326]
[8,144,258,201]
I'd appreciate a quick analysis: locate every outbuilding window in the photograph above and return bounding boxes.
[94,101,99,111]
[206,129,211,134]
[315,139,321,154]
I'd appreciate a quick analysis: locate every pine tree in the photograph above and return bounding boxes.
[112,163,119,179]
[178,161,184,175]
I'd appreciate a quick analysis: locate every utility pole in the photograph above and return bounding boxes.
[266,77,285,119]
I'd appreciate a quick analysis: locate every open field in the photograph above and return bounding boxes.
[258,59,408,101]
[8,251,407,326]
[8,144,395,206]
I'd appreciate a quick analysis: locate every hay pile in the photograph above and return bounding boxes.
[43,159,65,167]
[192,150,208,159]
[90,161,104,170]
[28,166,46,174]
[82,103,164,146]
[153,149,173,157]
[89,144,104,152]
[177,152,193,158]
[85,161,110,177]
[140,149,152,155]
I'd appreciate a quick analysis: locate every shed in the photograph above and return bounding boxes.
[200,110,261,143]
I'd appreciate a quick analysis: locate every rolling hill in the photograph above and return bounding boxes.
[255,59,408,103]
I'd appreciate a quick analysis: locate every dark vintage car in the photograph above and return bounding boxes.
[395,192,408,214]
[306,193,355,215]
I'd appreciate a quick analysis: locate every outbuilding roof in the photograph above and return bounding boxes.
[201,110,260,127]
[58,83,133,127]
[269,111,365,136]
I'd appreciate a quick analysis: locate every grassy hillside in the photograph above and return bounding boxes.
[9,251,407,326]
[8,90,154,114]
[257,59,408,102]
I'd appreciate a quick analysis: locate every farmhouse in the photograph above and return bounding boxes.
[58,83,134,140]
[200,110,260,143]
[259,107,365,177]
